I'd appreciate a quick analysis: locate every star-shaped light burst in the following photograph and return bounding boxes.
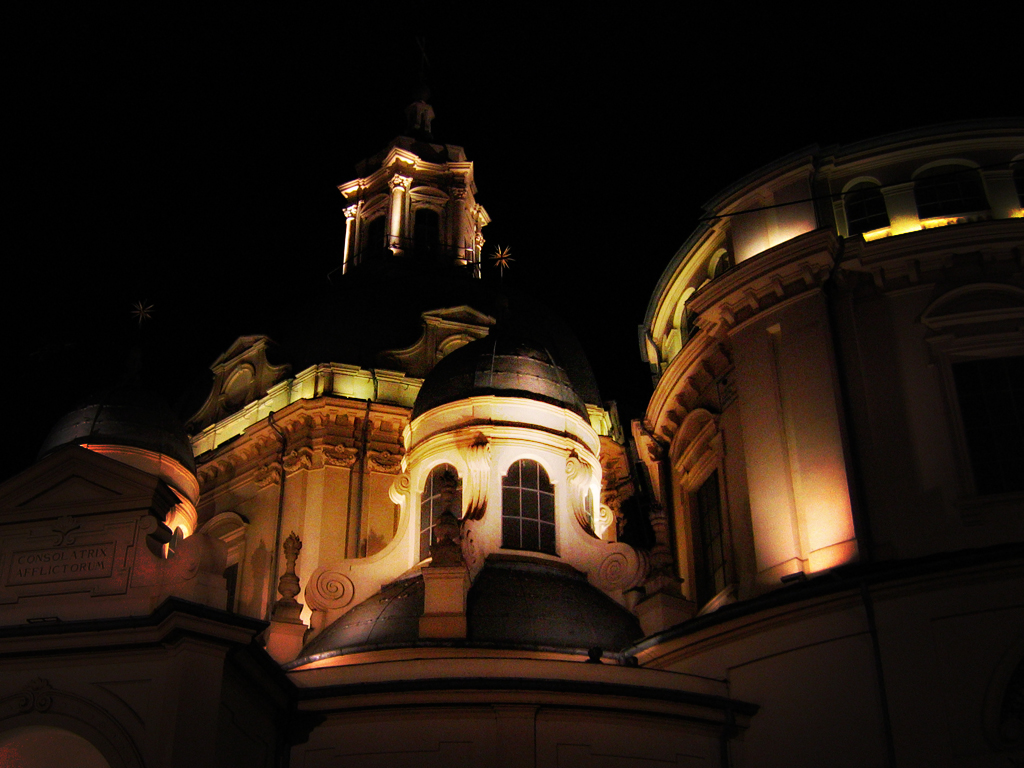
[490,245,514,276]
[131,300,155,327]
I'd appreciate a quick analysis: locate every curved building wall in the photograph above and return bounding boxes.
[637,121,1024,615]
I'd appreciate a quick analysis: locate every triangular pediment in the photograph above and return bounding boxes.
[0,446,169,521]
[21,474,122,507]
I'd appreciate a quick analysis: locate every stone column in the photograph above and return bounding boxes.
[882,182,921,234]
[980,168,1021,219]
[474,230,485,278]
[450,185,468,265]
[388,174,412,255]
[342,204,359,273]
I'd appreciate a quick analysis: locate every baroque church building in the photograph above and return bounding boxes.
[0,107,1022,767]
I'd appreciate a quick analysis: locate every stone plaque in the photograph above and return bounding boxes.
[7,543,116,586]
[0,514,140,604]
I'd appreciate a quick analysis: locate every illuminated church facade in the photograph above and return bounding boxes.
[0,115,1022,767]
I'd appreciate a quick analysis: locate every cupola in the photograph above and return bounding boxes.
[38,386,199,536]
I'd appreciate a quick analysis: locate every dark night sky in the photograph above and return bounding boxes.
[3,9,1020,480]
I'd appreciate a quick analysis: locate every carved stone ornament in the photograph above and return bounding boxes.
[595,503,616,536]
[389,174,412,192]
[283,447,313,472]
[368,450,402,474]
[462,434,491,520]
[449,184,467,200]
[273,532,303,623]
[565,453,595,533]
[187,335,291,433]
[430,511,464,567]
[51,516,80,547]
[198,459,236,489]
[323,444,357,468]
[17,678,54,713]
[255,462,282,488]
[390,473,411,505]
[594,548,647,593]
[343,204,359,219]
[0,678,147,767]
[304,567,355,610]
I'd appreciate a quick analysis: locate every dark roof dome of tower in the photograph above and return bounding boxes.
[38,386,196,475]
[411,329,590,421]
[289,558,642,667]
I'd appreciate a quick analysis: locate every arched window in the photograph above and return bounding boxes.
[691,469,726,605]
[914,165,988,219]
[708,248,733,280]
[414,208,441,257]
[502,459,556,555]
[420,464,462,561]
[844,182,890,236]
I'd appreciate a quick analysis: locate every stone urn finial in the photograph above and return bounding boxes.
[273,532,304,623]
[430,511,464,567]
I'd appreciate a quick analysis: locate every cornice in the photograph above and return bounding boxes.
[715,160,818,217]
[823,129,1024,173]
[845,217,1024,267]
[646,332,723,444]
[338,148,476,202]
[702,151,817,215]
[689,228,838,336]
[841,218,1024,292]
[195,397,410,497]
[408,396,600,458]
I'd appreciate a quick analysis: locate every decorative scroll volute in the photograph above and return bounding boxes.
[304,566,355,611]
[389,473,411,505]
[595,503,617,541]
[461,434,490,520]
[565,453,595,533]
[594,547,649,593]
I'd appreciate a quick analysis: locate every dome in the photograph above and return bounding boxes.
[412,331,590,421]
[38,386,196,476]
[291,558,643,667]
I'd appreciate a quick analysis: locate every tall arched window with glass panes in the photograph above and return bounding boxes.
[502,459,556,555]
[420,464,462,561]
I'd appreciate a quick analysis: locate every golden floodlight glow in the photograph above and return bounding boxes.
[82,444,199,537]
[919,216,963,230]
[767,219,816,251]
[794,450,857,573]
[861,226,892,242]
[888,214,923,236]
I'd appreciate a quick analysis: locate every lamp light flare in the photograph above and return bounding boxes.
[131,300,155,327]
[490,245,514,276]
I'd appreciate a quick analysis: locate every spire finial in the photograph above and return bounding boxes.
[404,37,435,139]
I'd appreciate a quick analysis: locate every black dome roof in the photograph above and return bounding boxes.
[290,557,643,667]
[412,330,590,421]
[38,386,196,475]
